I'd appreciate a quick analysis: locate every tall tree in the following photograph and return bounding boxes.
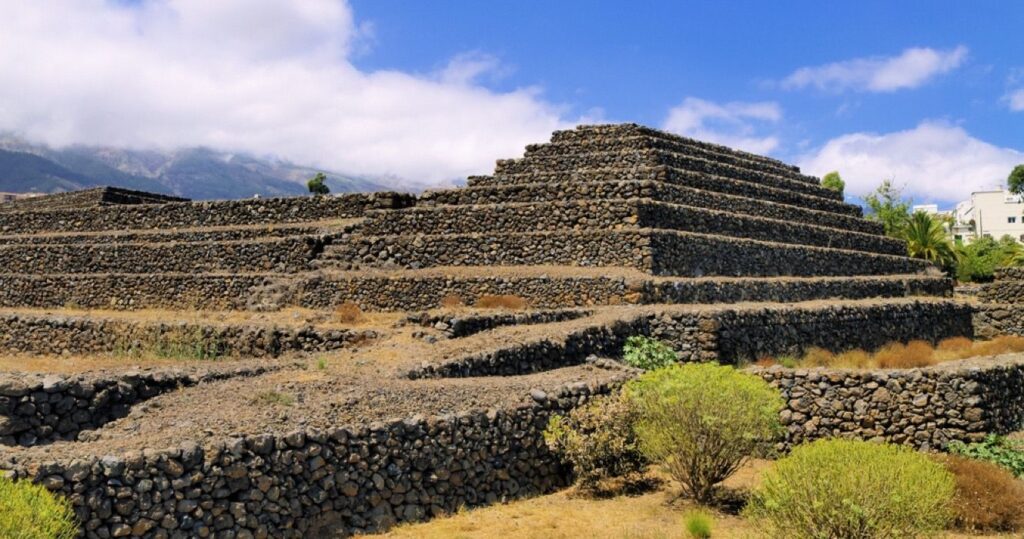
[1008,164,1024,195]
[821,171,845,195]
[864,179,911,237]
[307,172,330,195]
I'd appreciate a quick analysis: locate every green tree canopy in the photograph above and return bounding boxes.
[864,179,911,237]
[1009,164,1024,195]
[821,171,845,195]
[307,172,330,195]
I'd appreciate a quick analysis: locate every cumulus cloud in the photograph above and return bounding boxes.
[798,121,1023,203]
[662,97,782,154]
[1008,89,1024,111]
[782,46,968,93]
[0,0,578,186]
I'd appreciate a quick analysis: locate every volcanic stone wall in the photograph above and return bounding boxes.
[0,187,188,214]
[5,381,619,539]
[0,314,375,358]
[752,356,1024,449]
[0,236,324,274]
[0,192,412,234]
[0,365,282,447]
[0,224,329,245]
[341,230,926,277]
[363,200,902,255]
[412,301,972,378]
[405,309,592,338]
[421,179,880,234]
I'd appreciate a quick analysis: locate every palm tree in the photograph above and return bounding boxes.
[901,211,956,267]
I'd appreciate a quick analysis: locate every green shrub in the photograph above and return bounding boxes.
[622,335,677,370]
[948,434,1024,477]
[543,392,647,491]
[625,363,783,503]
[0,475,77,539]
[745,439,955,538]
[683,509,713,538]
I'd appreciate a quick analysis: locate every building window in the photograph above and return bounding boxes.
[1010,217,1018,224]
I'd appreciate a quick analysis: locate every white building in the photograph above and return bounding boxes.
[951,190,1024,243]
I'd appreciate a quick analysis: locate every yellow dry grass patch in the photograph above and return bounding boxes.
[763,336,1024,370]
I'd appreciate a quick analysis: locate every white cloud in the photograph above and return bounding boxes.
[782,46,968,93]
[662,97,782,154]
[0,0,578,186]
[1008,89,1024,111]
[798,121,1023,203]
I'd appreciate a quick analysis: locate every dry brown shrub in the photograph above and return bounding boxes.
[439,294,466,309]
[876,340,936,369]
[334,301,363,324]
[832,349,874,369]
[937,336,973,353]
[474,294,529,310]
[801,347,835,367]
[937,454,1024,532]
[972,335,1024,357]
[753,357,777,367]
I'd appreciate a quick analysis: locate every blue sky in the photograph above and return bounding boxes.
[2,1,1022,206]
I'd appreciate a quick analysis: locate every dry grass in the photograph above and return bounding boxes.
[439,294,466,309]
[474,294,529,310]
[334,302,364,324]
[759,336,1024,370]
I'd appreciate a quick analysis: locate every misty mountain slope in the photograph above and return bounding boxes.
[0,136,391,200]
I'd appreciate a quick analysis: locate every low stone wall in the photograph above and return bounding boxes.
[422,180,881,235]
[0,224,334,245]
[0,192,413,235]
[0,365,282,446]
[495,149,839,201]
[752,357,1024,449]
[404,309,592,338]
[412,301,973,378]
[0,314,376,358]
[340,230,927,277]
[973,304,1024,339]
[5,381,619,538]
[363,200,901,256]
[0,236,324,274]
[0,187,188,214]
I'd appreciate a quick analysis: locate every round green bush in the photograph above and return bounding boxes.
[745,439,955,538]
[0,475,77,539]
[625,363,783,503]
[622,335,677,370]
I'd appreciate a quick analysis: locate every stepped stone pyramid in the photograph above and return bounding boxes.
[320,123,943,294]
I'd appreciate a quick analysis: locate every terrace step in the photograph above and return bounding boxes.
[524,134,817,185]
[493,149,841,201]
[0,236,325,274]
[466,166,862,217]
[361,199,904,256]
[0,220,357,245]
[420,179,881,234]
[550,123,801,175]
[324,229,930,277]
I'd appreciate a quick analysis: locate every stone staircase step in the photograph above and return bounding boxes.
[525,134,817,185]
[494,149,841,201]
[0,220,357,246]
[420,179,881,234]
[466,166,862,217]
[325,229,929,277]
[361,199,904,256]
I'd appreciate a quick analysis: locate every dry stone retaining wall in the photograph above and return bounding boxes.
[0,365,282,447]
[0,193,412,235]
[752,357,1024,449]
[0,314,375,358]
[5,381,619,539]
